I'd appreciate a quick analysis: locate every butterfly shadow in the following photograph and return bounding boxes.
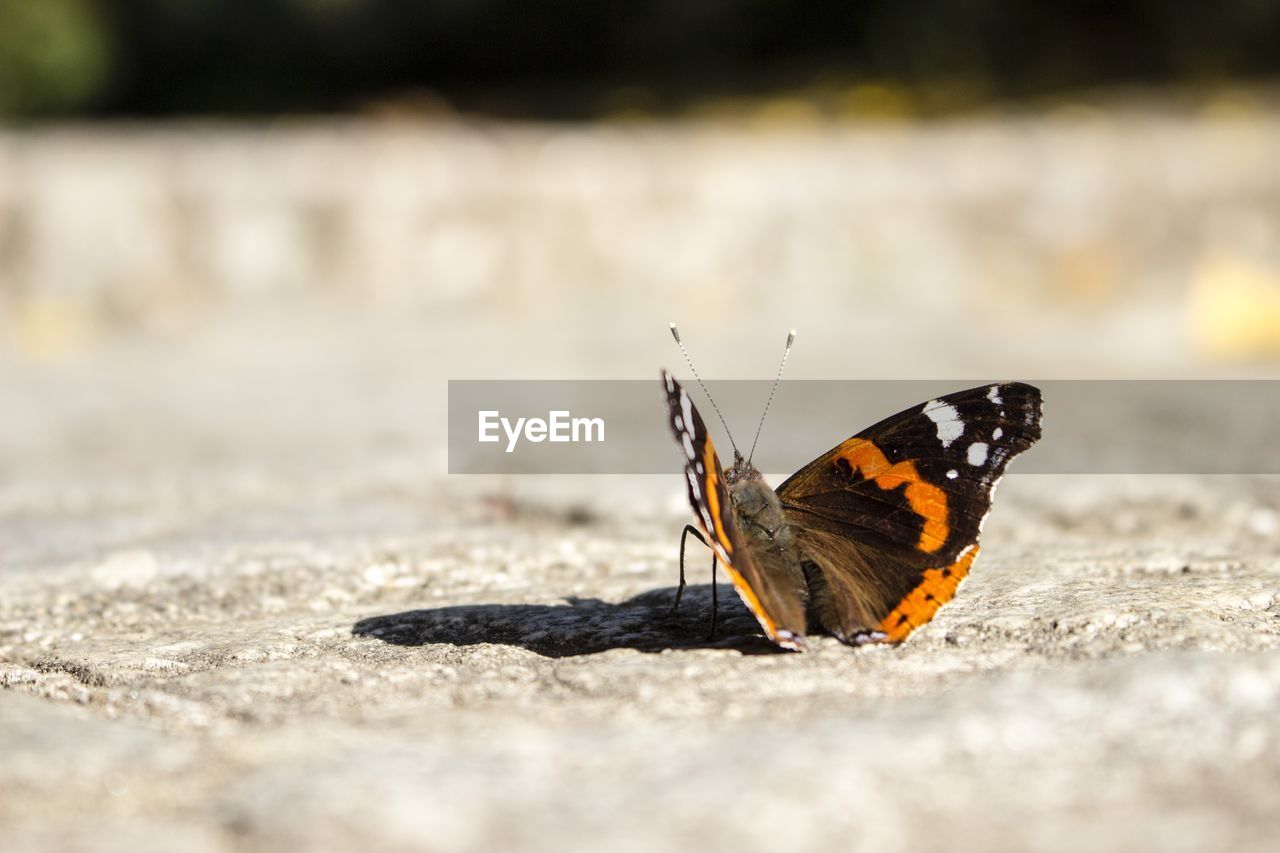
[351,584,786,658]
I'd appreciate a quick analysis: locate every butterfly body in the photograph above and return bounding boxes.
[722,460,810,647]
[723,462,791,555]
[662,368,1042,651]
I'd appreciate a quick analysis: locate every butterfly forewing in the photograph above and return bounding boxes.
[778,383,1041,564]
[661,370,735,564]
[777,382,1042,643]
[661,370,808,649]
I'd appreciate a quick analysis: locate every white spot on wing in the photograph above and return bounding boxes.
[923,400,964,448]
[679,390,694,436]
[992,427,1003,440]
[987,385,1003,405]
[664,372,675,393]
[686,469,701,499]
[673,414,683,431]
[946,469,958,479]
[682,433,696,460]
[967,442,989,466]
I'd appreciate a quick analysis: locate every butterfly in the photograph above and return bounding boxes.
[662,326,1042,651]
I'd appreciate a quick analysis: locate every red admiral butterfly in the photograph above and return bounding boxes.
[662,325,1042,650]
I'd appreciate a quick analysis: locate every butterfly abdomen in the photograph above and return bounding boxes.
[726,477,810,637]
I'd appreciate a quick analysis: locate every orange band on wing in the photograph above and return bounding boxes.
[703,441,733,556]
[720,562,780,639]
[876,545,979,642]
[836,438,949,553]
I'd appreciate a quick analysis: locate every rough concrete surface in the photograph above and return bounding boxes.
[3,355,1279,852]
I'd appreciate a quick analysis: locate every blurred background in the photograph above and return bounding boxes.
[3,0,1280,515]
[3,1,1280,353]
[1,1,1279,493]
[5,0,1280,118]
[1,3,1278,495]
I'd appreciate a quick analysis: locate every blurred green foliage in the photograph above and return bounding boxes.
[1,0,1279,118]
[0,0,108,115]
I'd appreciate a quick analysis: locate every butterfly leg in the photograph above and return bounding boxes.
[672,524,708,614]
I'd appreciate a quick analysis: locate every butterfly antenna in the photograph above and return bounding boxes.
[669,323,739,456]
[747,329,795,466]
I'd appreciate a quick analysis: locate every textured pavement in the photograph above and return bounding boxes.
[3,444,1279,852]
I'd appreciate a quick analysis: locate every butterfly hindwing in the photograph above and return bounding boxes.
[778,382,1042,643]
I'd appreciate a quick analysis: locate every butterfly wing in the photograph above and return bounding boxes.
[777,382,1042,643]
[661,370,807,650]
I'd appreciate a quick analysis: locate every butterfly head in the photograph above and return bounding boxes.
[723,450,761,485]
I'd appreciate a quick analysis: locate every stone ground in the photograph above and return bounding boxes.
[2,308,1279,853]
[2,470,1279,853]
